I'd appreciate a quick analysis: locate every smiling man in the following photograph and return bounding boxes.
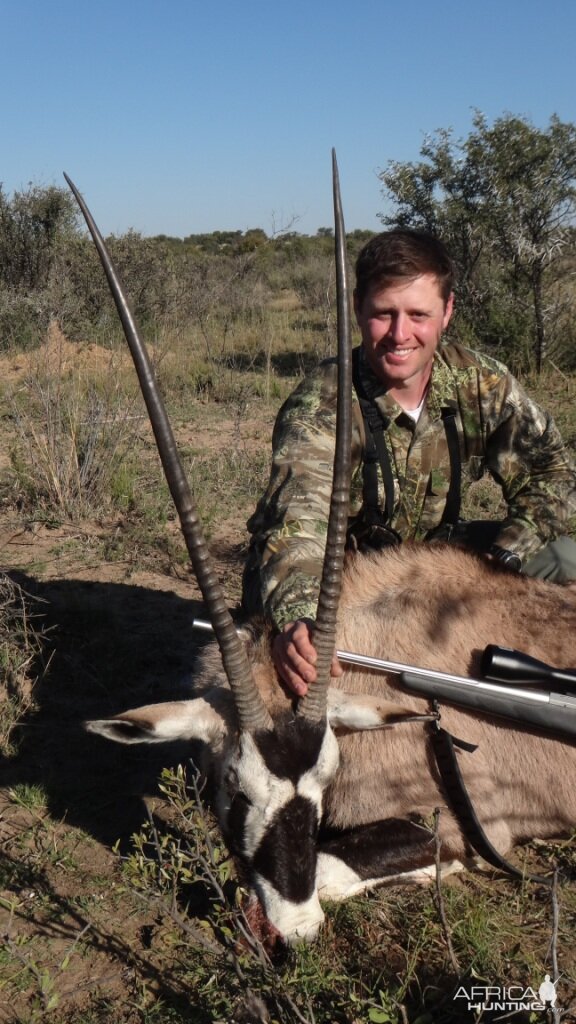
[358,274,452,405]
[243,229,576,695]
[353,231,454,413]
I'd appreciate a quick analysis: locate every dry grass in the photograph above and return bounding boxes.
[0,572,46,757]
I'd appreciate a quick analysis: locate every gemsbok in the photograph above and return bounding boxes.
[66,160,576,946]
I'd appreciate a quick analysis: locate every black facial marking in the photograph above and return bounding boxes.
[253,795,319,902]
[319,818,436,880]
[226,790,250,855]
[223,718,332,895]
[253,718,327,782]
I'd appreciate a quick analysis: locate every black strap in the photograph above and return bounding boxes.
[440,406,462,526]
[430,721,552,885]
[352,348,395,523]
[368,413,395,524]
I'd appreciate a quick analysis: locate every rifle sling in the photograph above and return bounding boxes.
[430,720,552,886]
[439,406,461,526]
[352,347,395,523]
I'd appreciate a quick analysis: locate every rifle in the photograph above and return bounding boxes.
[192,618,576,739]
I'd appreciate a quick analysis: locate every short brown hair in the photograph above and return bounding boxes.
[355,229,454,309]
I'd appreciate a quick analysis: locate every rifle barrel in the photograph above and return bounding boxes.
[191,619,576,738]
[192,618,512,684]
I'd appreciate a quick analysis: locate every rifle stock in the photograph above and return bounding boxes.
[400,671,576,739]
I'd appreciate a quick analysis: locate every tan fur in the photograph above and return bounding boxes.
[197,544,576,862]
[331,545,576,856]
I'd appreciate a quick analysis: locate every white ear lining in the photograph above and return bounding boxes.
[86,694,232,745]
[327,688,427,733]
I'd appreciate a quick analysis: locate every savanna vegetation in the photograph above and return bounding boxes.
[0,111,575,1023]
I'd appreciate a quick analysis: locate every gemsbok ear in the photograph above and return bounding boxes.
[86,695,233,746]
[327,689,432,733]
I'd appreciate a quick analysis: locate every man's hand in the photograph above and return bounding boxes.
[272,618,343,696]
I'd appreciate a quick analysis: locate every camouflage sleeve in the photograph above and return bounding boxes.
[483,371,576,560]
[244,359,363,631]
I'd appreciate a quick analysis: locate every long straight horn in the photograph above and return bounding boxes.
[298,151,352,722]
[64,174,272,734]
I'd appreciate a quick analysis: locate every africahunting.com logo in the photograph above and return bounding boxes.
[454,974,559,1013]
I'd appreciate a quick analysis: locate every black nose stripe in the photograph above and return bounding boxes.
[252,795,319,902]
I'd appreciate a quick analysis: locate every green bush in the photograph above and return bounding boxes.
[0,289,51,351]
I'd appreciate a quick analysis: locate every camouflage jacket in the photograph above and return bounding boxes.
[243,342,576,630]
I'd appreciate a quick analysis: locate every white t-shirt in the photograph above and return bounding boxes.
[404,398,425,422]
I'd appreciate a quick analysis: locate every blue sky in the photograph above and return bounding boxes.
[3,0,575,237]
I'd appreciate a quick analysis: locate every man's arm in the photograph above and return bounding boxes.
[484,373,576,560]
[244,359,364,632]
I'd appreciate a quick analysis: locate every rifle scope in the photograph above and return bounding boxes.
[481,644,576,693]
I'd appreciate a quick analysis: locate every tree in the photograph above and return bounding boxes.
[0,183,77,292]
[0,184,79,350]
[380,112,576,372]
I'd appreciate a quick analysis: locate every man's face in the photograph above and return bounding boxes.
[355,274,454,394]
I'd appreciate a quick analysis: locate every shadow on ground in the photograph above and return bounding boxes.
[0,571,212,846]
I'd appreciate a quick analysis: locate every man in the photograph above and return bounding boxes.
[243,229,576,695]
